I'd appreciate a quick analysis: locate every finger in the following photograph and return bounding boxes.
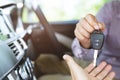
[63,54,75,65]
[74,28,90,48]
[96,65,112,80]
[74,28,85,41]
[84,61,107,73]
[63,54,88,80]
[89,61,107,76]
[98,22,105,31]
[63,54,83,72]
[84,62,95,73]
[75,22,90,39]
[63,54,76,80]
[79,18,94,33]
[85,14,99,30]
[103,72,115,80]
[76,24,90,39]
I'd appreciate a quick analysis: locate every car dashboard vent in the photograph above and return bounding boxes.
[7,38,27,60]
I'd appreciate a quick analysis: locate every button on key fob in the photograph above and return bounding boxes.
[90,30,104,50]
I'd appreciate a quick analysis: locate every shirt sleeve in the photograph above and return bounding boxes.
[96,1,113,25]
[71,38,94,60]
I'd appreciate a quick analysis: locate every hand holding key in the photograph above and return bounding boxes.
[74,14,105,67]
[74,14,105,48]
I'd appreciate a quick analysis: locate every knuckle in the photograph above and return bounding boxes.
[89,28,94,33]
[74,30,85,41]
[86,14,94,18]
[76,22,79,27]
[80,18,85,23]
[74,29,77,36]
[86,14,96,22]
[79,36,86,42]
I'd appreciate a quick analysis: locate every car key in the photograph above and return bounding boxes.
[90,30,104,66]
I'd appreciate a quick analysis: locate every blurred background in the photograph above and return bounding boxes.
[22,0,109,22]
[0,0,111,80]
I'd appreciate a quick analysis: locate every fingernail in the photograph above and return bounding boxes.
[94,25,99,30]
[63,54,67,60]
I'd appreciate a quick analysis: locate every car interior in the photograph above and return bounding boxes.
[0,0,109,80]
[0,0,77,80]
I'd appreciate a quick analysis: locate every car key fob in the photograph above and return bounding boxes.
[90,30,104,50]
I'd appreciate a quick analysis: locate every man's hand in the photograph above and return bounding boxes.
[74,14,105,48]
[63,54,115,80]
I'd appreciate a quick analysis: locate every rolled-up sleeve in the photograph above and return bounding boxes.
[71,38,94,61]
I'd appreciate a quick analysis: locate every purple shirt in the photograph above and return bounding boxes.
[72,1,120,79]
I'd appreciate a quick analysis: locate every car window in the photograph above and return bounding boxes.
[38,0,109,22]
[22,0,109,22]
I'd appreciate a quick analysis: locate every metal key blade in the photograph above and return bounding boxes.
[93,50,98,67]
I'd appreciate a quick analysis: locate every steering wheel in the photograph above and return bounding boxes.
[21,0,65,60]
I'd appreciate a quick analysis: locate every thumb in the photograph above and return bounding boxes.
[63,54,89,80]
